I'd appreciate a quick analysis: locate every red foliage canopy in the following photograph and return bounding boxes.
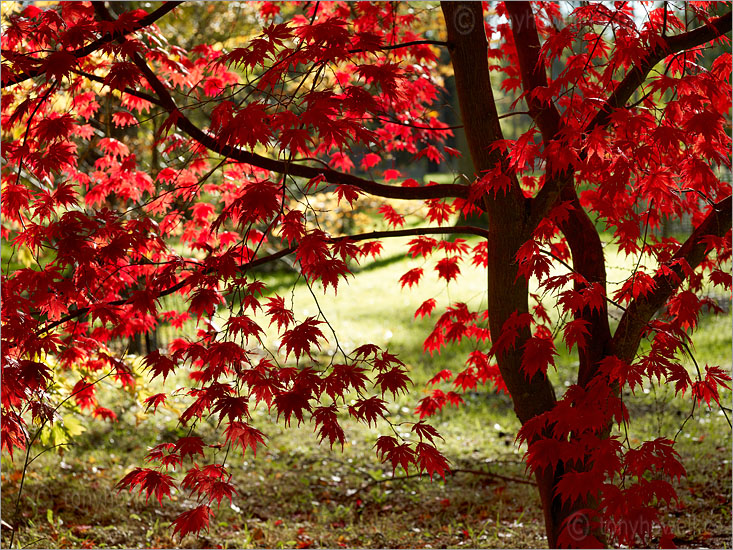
[1,1,731,547]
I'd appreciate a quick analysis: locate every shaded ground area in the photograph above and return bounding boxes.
[2,405,546,549]
[2,390,730,549]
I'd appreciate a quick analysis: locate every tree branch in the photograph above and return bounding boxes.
[611,195,732,363]
[173,114,470,201]
[505,6,613,388]
[81,2,469,204]
[440,2,524,206]
[504,2,562,144]
[505,2,574,234]
[3,1,183,86]
[34,225,489,337]
[528,8,731,232]
[348,39,448,55]
[585,10,731,134]
[130,63,468,201]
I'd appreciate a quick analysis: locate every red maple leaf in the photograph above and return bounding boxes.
[598,356,643,393]
[33,114,75,143]
[353,343,380,358]
[415,442,450,480]
[143,393,168,413]
[279,317,326,361]
[563,318,591,352]
[613,271,657,303]
[425,199,454,225]
[666,290,702,330]
[104,62,144,91]
[411,421,442,444]
[116,468,175,505]
[490,312,533,359]
[435,257,461,282]
[205,479,237,508]
[555,470,603,507]
[212,395,250,424]
[305,257,349,293]
[691,365,732,407]
[112,111,138,127]
[415,298,437,319]
[415,390,446,418]
[521,336,557,380]
[384,442,415,475]
[427,369,453,386]
[92,407,117,422]
[143,351,178,382]
[71,378,96,411]
[359,241,383,259]
[516,239,552,283]
[189,287,223,319]
[174,436,206,459]
[296,231,330,268]
[378,204,405,228]
[374,435,397,459]
[407,236,437,258]
[399,268,423,289]
[223,421,267,456]
[373,367,411,398]
[331,238,360,262]
[323,363,369,400]
[312,405,345,449]
[453,367,478,391]
[361,152,381,169]
[334,183,361,204]
[274,391,312,426]
[18,359,52,392]
[348,396,388,426]
[226,316,264,342]
[265,295,295,331]
[1,183,31,220]
[42,50,77,82]
[279,210,305,245]
[172,505,213,539]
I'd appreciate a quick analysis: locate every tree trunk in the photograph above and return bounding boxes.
[440,3,575,545]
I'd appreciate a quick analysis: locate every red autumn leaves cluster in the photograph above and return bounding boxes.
[2,1,731,546]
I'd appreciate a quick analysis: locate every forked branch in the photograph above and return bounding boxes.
[611,195,732,363]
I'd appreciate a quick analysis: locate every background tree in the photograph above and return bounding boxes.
[1,1,731,547]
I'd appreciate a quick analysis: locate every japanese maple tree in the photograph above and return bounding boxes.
[2,1,731,547]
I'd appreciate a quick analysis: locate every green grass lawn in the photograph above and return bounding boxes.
[2,234,731,549]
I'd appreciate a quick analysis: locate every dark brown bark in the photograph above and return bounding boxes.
[502,3,613,545]
[504,2,562,143]
[441,2,568,546]
[440,1,559,417]
[558,188,613,389]
[504,2,613,390]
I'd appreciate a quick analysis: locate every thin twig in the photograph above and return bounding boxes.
[344,467,536,499]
